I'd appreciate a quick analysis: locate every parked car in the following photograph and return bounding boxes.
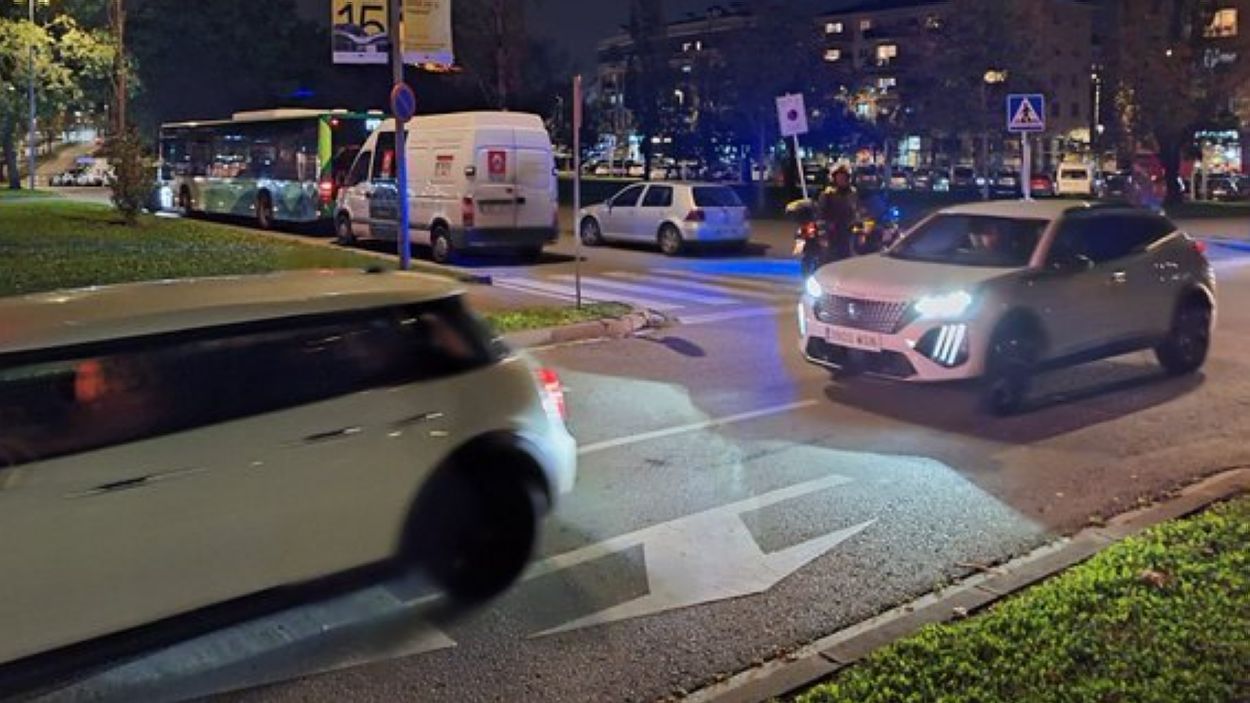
[854,164,883,191]
[336,111,559,263]
[888,167,912,191]
[1206,174,1249,202]
[950,165,980,192]
[1030,172,1056,198]
[989,169,1022,198]
[1056,163,1099,197]
[578,182,750,255]
[799,200,1215,415]
[0,269,577,666]
[1103,169,1132,199]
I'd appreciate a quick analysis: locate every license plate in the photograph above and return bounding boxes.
[827,326,882,352]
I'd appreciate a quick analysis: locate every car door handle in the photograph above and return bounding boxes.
[1109,271,1128,284]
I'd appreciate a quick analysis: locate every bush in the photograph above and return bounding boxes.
[104,128,155,226]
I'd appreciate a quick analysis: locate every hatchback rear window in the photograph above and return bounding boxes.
[693,187,743,207]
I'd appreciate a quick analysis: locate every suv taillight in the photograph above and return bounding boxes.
[536,367,567,421]
[462,196,475,228]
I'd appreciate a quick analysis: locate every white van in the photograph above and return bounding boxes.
[1056,163,1099,196]
[335,112,559,263]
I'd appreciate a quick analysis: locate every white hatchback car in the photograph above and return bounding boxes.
[0,270,576,666]
[578,182,750,255]
[799,200,1216,414]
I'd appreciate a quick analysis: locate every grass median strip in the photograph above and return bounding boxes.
[486,302,633,334]
[795,496,1250,703]
[0,188,57,201]
[0,200,381,297]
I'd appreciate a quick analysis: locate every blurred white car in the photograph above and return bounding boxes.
[578,182,750,255]
[0,269,576,665]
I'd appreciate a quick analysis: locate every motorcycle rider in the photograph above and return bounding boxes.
[816,165,864,263]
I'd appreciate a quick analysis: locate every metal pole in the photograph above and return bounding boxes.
[793,135,809,201]
[391,0,411,271]
[27,0,36,190]
[1022,132,1033,201]
[573,75,583,309]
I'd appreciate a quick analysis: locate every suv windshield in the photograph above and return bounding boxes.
[890,214,1046,267]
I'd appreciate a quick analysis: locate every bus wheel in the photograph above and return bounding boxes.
[256,192,275,230]
[335,214,356,246]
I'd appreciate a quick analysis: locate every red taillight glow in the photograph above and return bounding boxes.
[1193,239,1207,255]
[318,179,335,204]
[536,367,567,421]
[461,196,475,227]
[684,208,706,222]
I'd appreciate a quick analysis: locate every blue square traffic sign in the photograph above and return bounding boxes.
[1007,94,1045,133]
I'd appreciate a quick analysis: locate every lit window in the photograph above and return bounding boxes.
[876,43,898,64]
[826,21,844,34]
[695,40,703,51]
[855,102,872,118]
[1206,8,1238,37]
[824,48,842,62]
[860,18,873,31]
[878,76,897,90]
[683,42,692,52]
[925,14,942,30]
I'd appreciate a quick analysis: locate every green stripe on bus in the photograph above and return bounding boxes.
[318,118,332,174]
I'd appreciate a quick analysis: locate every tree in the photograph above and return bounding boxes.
[1106,0,1250,203]
[625,0,669,179]
[0,13,114,189]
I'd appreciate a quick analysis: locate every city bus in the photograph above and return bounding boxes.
[159,109,382,228]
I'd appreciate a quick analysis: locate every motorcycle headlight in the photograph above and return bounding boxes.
[915,290,973,320]
[805,276,824,299]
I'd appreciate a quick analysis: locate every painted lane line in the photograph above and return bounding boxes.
[550,274,737,306]
[603,271,792,302]
[678,306,790,326]
[493,277,685,311]
[578,399,819,456]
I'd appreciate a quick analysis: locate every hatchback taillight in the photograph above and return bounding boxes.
[1192,239,1208,255]
[536,367,567,421]
[685,209,706,222]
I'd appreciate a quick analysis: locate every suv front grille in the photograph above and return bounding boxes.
[814,295,911,333]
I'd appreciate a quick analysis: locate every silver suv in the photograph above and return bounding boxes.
[799,200,1216,414]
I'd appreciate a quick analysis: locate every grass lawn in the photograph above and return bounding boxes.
[0,188,57,201]
[486,302,634,334]
[795,495,1250,703]
[0,200,382,297]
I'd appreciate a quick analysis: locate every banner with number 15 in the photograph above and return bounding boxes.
[332,0,391,65]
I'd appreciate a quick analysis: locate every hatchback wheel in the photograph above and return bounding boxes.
[658,224,684,256]
[335,214,356,246]
[580,218,603,246]
[1156,300,1211,376]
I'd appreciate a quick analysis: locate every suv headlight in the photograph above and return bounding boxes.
[915,290,973,320]
[804,276,824,299]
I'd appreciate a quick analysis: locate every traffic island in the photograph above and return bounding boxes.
[497,304,668,349]
[688,469,1250,703]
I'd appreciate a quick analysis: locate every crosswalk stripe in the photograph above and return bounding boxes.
[493,279,607,304]
[550,274,737,306]
[654,268,800,292]
[603,271,792,302]
[493,277,685,311]
[678,306,790,326]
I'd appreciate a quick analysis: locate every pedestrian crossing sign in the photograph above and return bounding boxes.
[1007,94,1046,133]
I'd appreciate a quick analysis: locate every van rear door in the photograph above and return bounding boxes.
[514,128,556,234]
[472,128,519,232]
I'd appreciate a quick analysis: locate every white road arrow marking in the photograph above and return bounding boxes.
[527,474,874,636]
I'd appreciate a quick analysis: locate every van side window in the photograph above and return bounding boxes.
[0,298,499,470]
[372,132,396,181]
[346,150,372,186]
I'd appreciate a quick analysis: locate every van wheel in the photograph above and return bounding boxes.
[406,457,545,602]
[256,192,275,230]
[580,217,604,246]
[431,226,454,264]
[335,214,356,246]
[981,323,1040,416]
[658,224,684,256]
[1155,299,1211,376]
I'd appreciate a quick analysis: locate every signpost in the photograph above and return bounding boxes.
[573,75,583,309]
[389,1,412,270]
[1007,94,1045,201]
[776,93,811,200]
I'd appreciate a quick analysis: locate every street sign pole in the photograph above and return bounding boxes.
[573,75,583,309]
[1022,132,1032,201]
[390,0,411,271]
[793,135,809,201]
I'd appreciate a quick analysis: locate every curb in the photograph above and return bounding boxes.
[684,467,1250,703]
[501,309,669,349]
[245,228,492,285]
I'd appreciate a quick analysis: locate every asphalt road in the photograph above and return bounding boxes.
[25,228,1250,703]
